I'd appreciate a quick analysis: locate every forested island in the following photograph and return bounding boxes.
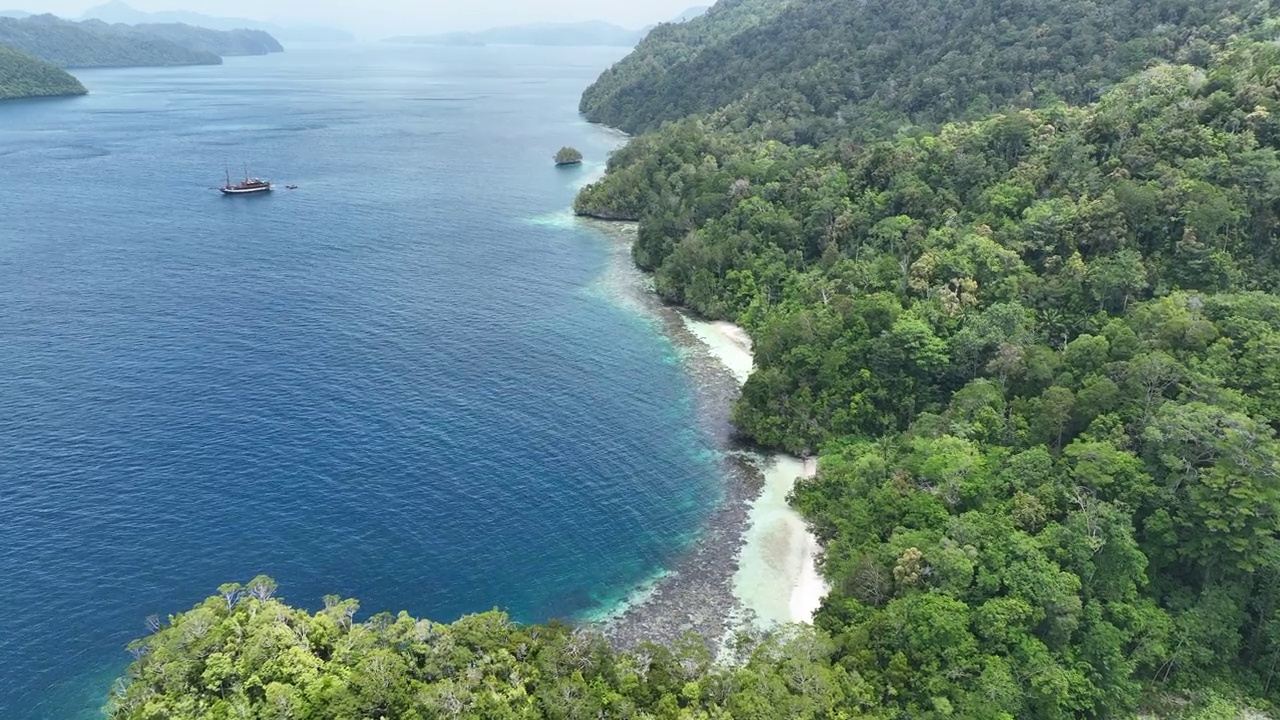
[111,23,281,57]
[0,14,281,69]
[0,45,85,100]
[104,0,1280,718]
[79,0,353,43]
[555,146,584,165]
[386,9,712,48]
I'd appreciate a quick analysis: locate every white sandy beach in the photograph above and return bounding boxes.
[680,315,829,625]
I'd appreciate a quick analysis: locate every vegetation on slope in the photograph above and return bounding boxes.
[0,14,220,67]
[0,45,85,99]
[581,0,1272,140]
[106,577,854,720]
[580,40,1280,453]
[555,146,584,165]
[579,0,1280,712]
[387,21,644,48]
[126,24,283,56]
[0,14,283,68]
[579,0,792,131]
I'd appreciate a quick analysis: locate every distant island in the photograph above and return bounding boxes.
[80,1,354,43]
[0,14,283,69]
[672,6,711,22]
[120,23,282,57]
[385,10,709,49]
[387,21,643,48]
[638,6,710,33]
[0,44,85,99]
[0,15,217,67]
[554,146,583,165]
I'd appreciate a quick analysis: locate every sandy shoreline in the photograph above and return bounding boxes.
[580,218,827,651]
[680,317,829,627]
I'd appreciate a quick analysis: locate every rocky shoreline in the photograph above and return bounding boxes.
[580,219,819,652]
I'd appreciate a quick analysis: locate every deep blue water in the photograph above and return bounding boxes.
[0,45,718,719]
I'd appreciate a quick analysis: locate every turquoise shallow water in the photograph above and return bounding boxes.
[0,44,719,719]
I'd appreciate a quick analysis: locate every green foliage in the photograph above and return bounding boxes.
[581,40,1280,455]
[555,146,584,165]
[581,0,1272,140]
[124,24,283,57]
[0,45,85,100]
[580,0,794,132]
[791,318,1280,714]
[570,1,1280,714]
[0,14,227,68]
[107,581,861,720]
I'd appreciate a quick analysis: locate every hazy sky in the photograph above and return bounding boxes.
[25,0,701,35]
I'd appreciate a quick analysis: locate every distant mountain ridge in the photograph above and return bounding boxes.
[639,6,712,34]
[581,0,1274,137]
[125,23,282,56]
[673,6,712,22]
[0,14,221,68]
[386,9,714,48]
[0,14,282,69]
[386,21,643,48]
[81,1,352,43]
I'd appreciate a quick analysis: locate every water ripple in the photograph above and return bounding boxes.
[0,43,703,720]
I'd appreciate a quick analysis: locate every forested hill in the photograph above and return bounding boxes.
[0,15,283,69]
[569,0,1280,713]
[581,0,1273,139]
[106,578,853,720]
[0,45,85,99]
[124,24,282,57]
[0,14,219,67]
[580,0,792,131]
[386,21,644,47]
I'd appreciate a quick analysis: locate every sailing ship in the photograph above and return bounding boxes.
[220,166,273,195]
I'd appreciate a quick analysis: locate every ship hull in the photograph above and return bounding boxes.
[220,185,272,195]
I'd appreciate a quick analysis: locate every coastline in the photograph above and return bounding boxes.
[679,317,828,628]
[579,218,827,650]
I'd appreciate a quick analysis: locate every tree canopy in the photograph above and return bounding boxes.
[0,45,85,100]
[555,146,584,165]
[122,24,282,57]
[107,578,861,720]
[571,0,1280,712]
[0,14,282,68]
[581,0,1273,141]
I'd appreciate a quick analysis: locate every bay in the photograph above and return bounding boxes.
[0,44,719,719]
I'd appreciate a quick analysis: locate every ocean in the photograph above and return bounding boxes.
[0,44,721,719]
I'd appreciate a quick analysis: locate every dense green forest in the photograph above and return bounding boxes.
[556,146,585,165]
[0,14,218,67]
[0,14,284,68]
[574,3,1280,713]
[581,0,1272,140]
[107,0,1280,717]
[107,577,865,720]
[0,45,85,99]
[580,0,791,132]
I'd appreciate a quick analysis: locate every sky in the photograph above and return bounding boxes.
[20,0,703,35]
